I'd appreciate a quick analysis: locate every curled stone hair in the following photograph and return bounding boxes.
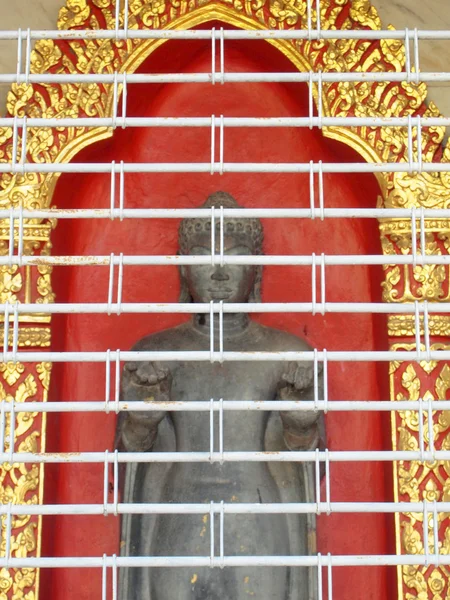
[178,191,264,255]
[178,191,264,303]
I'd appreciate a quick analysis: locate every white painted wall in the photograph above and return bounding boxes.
[0,0,448,116]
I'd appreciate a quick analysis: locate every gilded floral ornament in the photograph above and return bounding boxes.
[0,268,22,304]
[349,0,380,30]
[392,345,450,600]
[30,41,63,73]
[0,364,25,387]
[0,364,46,600]
[58,0,91,28]
[141,0,167,28]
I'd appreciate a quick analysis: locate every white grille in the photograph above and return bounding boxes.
[0,8,450,599]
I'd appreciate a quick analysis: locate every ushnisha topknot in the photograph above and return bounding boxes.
[178,191,264,255]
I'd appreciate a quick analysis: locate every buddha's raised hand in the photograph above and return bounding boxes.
[278,360,321,450]
[120,362,172,451]
[280,361,316,393]
[122,361,172,403]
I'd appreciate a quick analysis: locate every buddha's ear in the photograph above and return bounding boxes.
[178,264,191,303]
[249,265,263,303]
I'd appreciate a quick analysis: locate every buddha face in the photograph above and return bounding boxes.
[183,233,257,303]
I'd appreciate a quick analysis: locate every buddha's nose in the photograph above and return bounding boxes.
[211,265,230,281]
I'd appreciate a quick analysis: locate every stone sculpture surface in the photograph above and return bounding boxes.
[117,191,324,600]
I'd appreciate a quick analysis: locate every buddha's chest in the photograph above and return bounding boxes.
[169,360,283,401]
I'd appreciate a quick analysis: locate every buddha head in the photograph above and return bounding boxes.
[178,192,264,304]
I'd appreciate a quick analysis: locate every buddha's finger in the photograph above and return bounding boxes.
[281,362,297,385]
[153,361,170,381]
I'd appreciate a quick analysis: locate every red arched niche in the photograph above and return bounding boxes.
[44,31,392,600]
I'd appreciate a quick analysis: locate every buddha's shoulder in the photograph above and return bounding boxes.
[130,321,194,351]
[249,321,312,352]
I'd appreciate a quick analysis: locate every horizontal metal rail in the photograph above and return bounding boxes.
[0,449,448,464]
[1,349,450,363]
[0,501,448,516]
[1,400,447,414]
[0,554,446,569]
[1,254,449,267]
[0,28,450,41]
[2,71,450,85]
[0,116,450,129]
[2,207,450,220]
[0,301,448,315]
[0,161,447,175]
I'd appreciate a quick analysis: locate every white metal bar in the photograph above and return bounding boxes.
[2,399,450,413]
[3,161,450,175]
[315,448,321,513]
[219,398,224,464]
[15,28,22,82]
[114,450,119,515]
[7,209,14,267]
[102,554,107,600]
[3,448,450,464]
[1,253,450,267]
[219,501,224,567]
[2,29,450,41]
[24,28,31,84]
[317,553,323,600]
[12,303,19,363]
[209,398,214,463]
[105,349,111,413]
[311,253,317,315]
[4,206,450,219]
[210,501,215,565]
[5,504,12,568]
[327,554,333,600]
[103,450,109,516]
[4,301,450,315]
[4,349,450,363]
[9,398,15,464]
[5,348,450,364]
[5,500,450,516]
[112,554,117,600]
[219,302,224,363]
[5,71,450,85]
[0,553,449,569]
[219,28,225,85]
[3,115,450,128]
[405,28,411,83]
[210,115,215,174]
[209,302,214,362]
[123,0,129,38]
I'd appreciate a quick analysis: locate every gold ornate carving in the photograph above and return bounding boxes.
[0,0,445,215]
[0,268,22,305]
[388,315,450,338]
[0,362,50,600]
[380,218,450,305]
[0,328,51,348]
[392,345,450,600]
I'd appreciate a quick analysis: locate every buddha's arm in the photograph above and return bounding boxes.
[119,360,171,452]
[277,361,322,451]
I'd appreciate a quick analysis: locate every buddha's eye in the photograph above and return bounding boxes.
[189,246,210,255]
[225,245,252,256]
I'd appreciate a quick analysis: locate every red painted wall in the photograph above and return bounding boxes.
[43,34,393,599]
